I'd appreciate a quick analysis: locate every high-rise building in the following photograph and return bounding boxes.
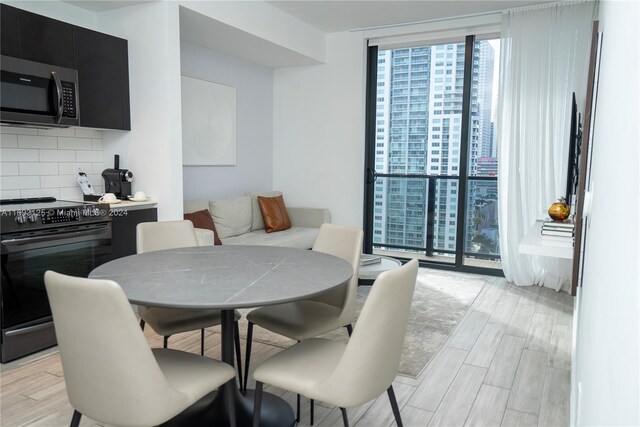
[373,41,496,257]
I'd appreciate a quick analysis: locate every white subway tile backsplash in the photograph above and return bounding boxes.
[38,128,76,137]
[39,149,76,162]
[2,176,40,190]
[0,128,104,200]
[0,134,18,148]
[74,128,103,138]
[21,188,60,199]
[17,135,58,149]
[19,162,59,176]
[0,126,38,135]
[41,175,76,189]
[0,189,22,199]
[76,150,103,163]
[1,163,19,176]
[59,162,93,175]
[92,163,105,174]
[59,187,84,200]
[58,137,92,150]
[0,148,39,162]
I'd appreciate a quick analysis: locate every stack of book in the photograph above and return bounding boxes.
[541,219,575,242]
[360,254,382,266]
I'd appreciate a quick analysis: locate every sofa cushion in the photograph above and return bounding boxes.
[183,199,209,214]
[184,210,222,245]
[245,191,282,231]
[209,196,252,239]
[221,227,319,249]
[258,195,292,233]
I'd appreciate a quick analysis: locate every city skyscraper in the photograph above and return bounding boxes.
[373,40,498,259]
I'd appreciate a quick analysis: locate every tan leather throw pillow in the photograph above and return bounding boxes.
[258,195,292,233]
[184,209,223,245]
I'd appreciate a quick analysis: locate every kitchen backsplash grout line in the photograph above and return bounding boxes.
[0,126,105,199]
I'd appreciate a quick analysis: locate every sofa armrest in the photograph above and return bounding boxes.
[287,207,331,228]
[195,228,215,246]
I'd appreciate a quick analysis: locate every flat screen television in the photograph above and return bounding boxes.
[565,93,583,204]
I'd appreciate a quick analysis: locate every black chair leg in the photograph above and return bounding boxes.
[253,381,263,427]
[226,381,237,427]
[345,324,353,337]
[243,322,254,391]
[200,329,205,356]
[341,407,349,427]
[139,319,145,330]
[234,321,243,388]
[296,394,301,422]
[310,399,314,425]
[163,335,169,348]
[70,410,82,427]
[387,386,403,427]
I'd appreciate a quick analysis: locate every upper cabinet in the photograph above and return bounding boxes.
[1,5,20,58]
[73,27,131,130]
[16,8,76,69]
[0,4,131,131]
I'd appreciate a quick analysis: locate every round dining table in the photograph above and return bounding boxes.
[90,245,353,427]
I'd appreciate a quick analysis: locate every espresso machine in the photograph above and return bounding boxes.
[102,155,133,200]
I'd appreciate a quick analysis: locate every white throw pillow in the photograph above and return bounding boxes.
[209,196,252,239]
[245,191,283,231]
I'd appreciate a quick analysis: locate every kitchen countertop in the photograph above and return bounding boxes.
[83,198,158,210]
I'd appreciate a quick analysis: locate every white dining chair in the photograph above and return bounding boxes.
[44,271,237,427]
[136,220,243,384]
[251,259,418,427]
[243,224,363,394]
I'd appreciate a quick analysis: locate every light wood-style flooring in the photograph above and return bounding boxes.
[0,274,573,427]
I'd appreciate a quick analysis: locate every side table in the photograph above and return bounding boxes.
[358,255,402,285]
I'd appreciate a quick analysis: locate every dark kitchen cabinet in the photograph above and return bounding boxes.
[74,27,131,130]
[16,8,75,69]
[1,5,20,58]
[0,4,131,131]
[111,207,157,260]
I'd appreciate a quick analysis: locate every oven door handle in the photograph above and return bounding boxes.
[1,225,111,253]
[4,320,54,337]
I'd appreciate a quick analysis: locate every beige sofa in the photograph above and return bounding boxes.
[184,192,330,249]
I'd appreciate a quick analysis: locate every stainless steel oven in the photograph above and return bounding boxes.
[0,55,79,128]
[0,199,111,362]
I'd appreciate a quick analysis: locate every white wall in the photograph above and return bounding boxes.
[181,41,273,201]
[97,2,184,221]
[179,0,326,64]
[273,31,366,227]
[573,1,640,425]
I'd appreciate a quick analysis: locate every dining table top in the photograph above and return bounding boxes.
[89,245,353,310]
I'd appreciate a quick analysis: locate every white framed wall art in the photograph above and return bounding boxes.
[181,75,237,166]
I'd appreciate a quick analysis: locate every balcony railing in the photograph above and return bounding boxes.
[371,174,500,263]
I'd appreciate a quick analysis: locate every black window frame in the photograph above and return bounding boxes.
[363,36,503,277]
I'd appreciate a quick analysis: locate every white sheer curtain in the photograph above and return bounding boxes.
[497,1,596,290]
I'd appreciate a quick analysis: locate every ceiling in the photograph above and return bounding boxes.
[64,0,155,13]
[65,1,555,33]
[267,0,555,33]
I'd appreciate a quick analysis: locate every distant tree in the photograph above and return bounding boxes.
[472,231,496,253]
[472,207,487,231]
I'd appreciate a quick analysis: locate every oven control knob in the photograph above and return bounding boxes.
[15,214,26,224]
[27,213,38,223]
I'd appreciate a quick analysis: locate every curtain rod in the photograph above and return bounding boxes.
[348,0,590,33]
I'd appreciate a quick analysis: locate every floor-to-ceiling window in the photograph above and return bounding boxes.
[364,35,501,274]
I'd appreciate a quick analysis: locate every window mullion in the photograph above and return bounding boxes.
[455,35,475,266]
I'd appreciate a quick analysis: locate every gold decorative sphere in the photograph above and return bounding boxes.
[548,198,570,221]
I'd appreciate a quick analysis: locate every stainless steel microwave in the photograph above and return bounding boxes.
[0,55,79,128]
